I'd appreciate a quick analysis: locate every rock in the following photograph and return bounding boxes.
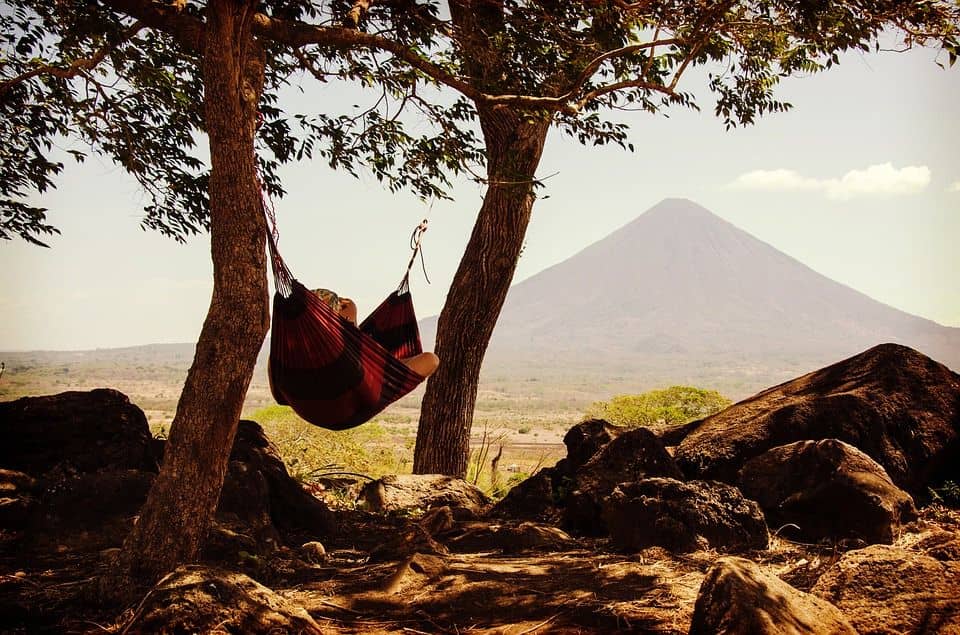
[489,467,562,522]
[564,427,682,534]
[371,523,449,561]
[0,469,38,493]
[0,469,39,529]
[691,556,856,635]
[217,459,281,552]
[124,565,322,634]
[675,344,960,497]
[602,478,768,553]
[224,420,332,535]
[0,389,156,475]
[812,544,960,634]
[42,468,155,528]
[912,530,960,562]
[357,474,491,519]
[739,439,917,544]
[419,505,456,536]
[563,419,625,470]
[300,541,327,563]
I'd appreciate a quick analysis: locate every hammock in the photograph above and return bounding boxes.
[266,213,429,431]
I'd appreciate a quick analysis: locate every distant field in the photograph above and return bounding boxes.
[0,343,801,491]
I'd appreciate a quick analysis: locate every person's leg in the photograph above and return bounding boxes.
[402,352,440,378]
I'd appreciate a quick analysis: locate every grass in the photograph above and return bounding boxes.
[251,404,412,482]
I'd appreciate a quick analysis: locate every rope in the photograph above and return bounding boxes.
[399,218,430,292]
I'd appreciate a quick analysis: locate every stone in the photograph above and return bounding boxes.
[562,418,625,471]
[0,389,156,475]
[357,474,491,519]
[812,544,960,634]
[124,565,322,634]
[602,478,768,553]
[675,344,960,497]
[300,541,327,563]
[564,427,682,534]
[223,420,332,536]
[488,467,562,522]
[691,556,856,635]
[739,439,917,544]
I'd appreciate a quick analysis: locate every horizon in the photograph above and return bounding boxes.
[4,195,959,355]
[2,45,958,351]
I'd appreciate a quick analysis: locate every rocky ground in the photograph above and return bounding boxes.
[1,343,959,634]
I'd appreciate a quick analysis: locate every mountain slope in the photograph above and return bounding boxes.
[424,198,959,374]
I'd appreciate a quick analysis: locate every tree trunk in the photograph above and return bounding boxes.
[109,0,269,588]
[413,106,550,477]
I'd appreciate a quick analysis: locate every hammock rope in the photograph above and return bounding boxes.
[259,177,429,430]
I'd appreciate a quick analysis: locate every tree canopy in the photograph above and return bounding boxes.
[6,1,956,247]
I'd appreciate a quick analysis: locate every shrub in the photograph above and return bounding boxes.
[251,405,410,481]
[585,385,731,431]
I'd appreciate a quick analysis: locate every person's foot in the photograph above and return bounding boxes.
[403,352,439,377]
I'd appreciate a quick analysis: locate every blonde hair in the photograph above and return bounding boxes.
[311,288,341,312]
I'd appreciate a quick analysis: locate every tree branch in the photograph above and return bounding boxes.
[250,12,486,102]
[100,0,205,52]
[0,21,145,96]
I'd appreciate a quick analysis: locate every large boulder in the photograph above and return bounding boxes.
[124,565,322,634]
[358,474,491,519]
[220,420,332,537]
[675,344,960,497]
[564,427,682,534]
[0,392,330,557]
[562,418,625,470]
[602,478,768,553]
[0,389,156,475]
[739,439,917,544]
[691,557,856,635]
[812,544,960,634]
[489,467,562,522]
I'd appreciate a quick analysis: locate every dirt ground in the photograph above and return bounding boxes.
[3,502,955,634]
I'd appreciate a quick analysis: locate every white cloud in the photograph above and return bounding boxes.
[729,163,931,200]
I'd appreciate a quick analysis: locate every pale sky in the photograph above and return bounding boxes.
[1,46,958,351]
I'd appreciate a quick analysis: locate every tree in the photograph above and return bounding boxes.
[1,0,477,588]
[3,0,957,587]
[411,0,960,476]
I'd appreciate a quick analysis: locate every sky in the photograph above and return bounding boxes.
[1,44,958,351]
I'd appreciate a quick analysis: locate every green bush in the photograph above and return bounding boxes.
[929,481,960,508]
[251,405,410,482]
[585,385,731,431]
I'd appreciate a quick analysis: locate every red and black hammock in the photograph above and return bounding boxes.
[266,215,429,431]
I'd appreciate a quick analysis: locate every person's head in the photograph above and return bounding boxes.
[312,288,341,312]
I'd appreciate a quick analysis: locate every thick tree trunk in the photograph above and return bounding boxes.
[413,106,550,476]
[109,0,269,588]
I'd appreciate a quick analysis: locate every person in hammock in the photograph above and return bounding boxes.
[313,288,440,378]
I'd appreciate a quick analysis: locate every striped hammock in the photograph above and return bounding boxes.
[265,214,427,430]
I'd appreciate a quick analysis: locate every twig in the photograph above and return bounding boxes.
[516,613,560,635]
[316,599,362,615]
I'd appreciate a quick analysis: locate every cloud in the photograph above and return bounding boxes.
[948,181,960,193]
[729,163,931,199]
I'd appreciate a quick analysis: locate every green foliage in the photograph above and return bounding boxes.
[4,1,957,245]
[586,385,731,431]
[929,481,960,508]
[251,404,408,481]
